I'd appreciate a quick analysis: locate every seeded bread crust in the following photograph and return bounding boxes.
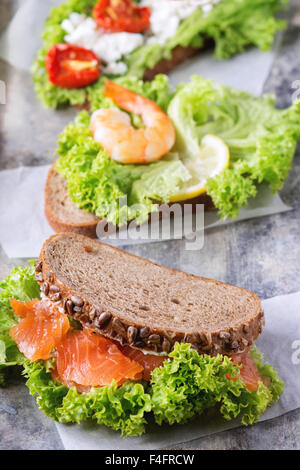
[45,164,215,238]
[35,233,265,355]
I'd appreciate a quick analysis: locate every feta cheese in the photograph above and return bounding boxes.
[93,32,144,64]
[141,0,221,44]
[61,0,221,75]
[62,15,143,74]
[102,61,128,76]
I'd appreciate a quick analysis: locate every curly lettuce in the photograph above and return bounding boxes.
[32,0,289,108]
[56,75,190,226]
[23,360,152,437]
[56,74,300,223]
[150,343,283,427]
[126,0,288,78]
[0,266,284,436]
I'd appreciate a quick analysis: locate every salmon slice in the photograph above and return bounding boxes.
[120,345,166,381]
[10,298,39,318]
[227,350,262,391]
[9,299,70,361]
[55,329,144,387]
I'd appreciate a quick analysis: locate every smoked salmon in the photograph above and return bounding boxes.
[9,299,70,361]
[227,350,262,391]
[9,299,144,389]
[9,298,262,393]
[55,329,143,387]
[10,298,40,318]
[120,345,166,381]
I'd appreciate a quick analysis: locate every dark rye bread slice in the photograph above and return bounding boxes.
[35,233,265,355]
[45,163,215,239]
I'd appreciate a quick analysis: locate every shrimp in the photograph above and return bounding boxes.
[90,81,175,164]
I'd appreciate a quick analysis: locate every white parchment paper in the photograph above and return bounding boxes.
[55,290,300,450]
[0,164,291,258]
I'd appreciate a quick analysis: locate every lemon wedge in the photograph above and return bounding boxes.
[170,135,230,202]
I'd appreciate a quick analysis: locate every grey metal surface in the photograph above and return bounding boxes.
[0,0,299,450]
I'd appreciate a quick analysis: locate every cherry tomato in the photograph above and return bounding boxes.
[93,0,151,33]
[45,44,101,89]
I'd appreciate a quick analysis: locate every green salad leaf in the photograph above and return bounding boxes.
[56,75,190,226]
[150,343,283,427]
[126,0,288,78]
[32,0,288,108]
[0,266,284,436]
[168,75,300,219]
[56,74,300,223]
[0,263,41,381]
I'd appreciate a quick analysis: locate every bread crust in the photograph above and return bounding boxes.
[35,233,265,356]
[45,164,100,238]
[45,163,216,239]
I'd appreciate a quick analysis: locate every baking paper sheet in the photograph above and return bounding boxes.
[55,290,300,450]
[0,164,291,258]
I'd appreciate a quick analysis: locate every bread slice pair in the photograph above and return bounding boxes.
[35,233,264,356]
[45,164,215,238]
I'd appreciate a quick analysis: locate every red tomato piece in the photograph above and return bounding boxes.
[45,44,101,89]
[93,0,151,33]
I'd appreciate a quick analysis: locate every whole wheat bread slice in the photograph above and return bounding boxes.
[45,164,100,238]
[45,164,215,238]
[35,233,264,355]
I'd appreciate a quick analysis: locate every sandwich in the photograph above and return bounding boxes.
[32,0,289,109]
[0,233,283,437]
[45,74,300,237]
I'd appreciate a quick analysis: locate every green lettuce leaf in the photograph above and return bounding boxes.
[168,75,300,219]
[56,75,190,226]
[126,0,288,78]
[23,360,152,437]
[0,263,41,382]
[88,74,174,113]
[151,343,284,427]
[57,74,300,223]
[32,0,288,108]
